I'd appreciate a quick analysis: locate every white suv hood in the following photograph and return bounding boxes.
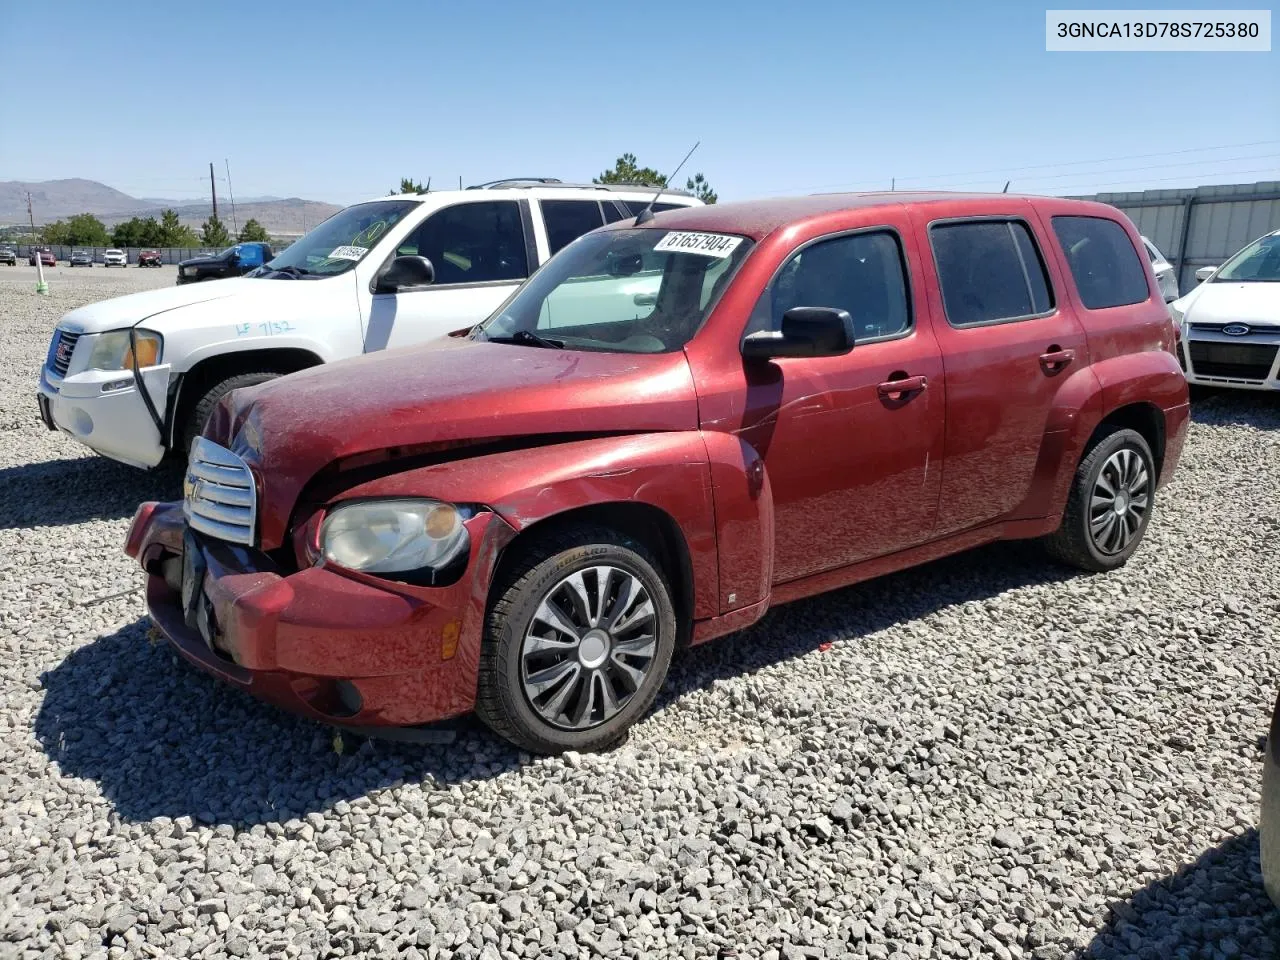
[1176,281,1280,326]
[55,277,331,335]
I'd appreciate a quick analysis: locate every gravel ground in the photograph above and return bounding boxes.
[1,264,1279,960]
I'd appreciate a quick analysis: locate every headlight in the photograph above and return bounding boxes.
[85,328,163,371]
[1169,303,1186,326]
[320,499,470,574]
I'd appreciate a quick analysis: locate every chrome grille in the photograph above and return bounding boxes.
[47,330,82,377]
[184,437,256,545]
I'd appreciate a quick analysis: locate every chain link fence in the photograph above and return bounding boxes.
[7,243,229,265]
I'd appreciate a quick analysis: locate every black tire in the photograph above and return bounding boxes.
[1043,425,1156,573]
[475,525,677,754]
[180,372,279,456]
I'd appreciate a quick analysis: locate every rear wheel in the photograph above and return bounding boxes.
[475,525,677,754]
[180,372,279,457]
[1044,425,1155,572]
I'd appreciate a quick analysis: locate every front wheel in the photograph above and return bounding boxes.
[475,526,677,754]
[180,371,279,456]
[1043,425,1156,572]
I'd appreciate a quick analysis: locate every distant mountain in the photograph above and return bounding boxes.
[0,179,340,236]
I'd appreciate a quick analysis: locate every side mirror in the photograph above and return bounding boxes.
[741,307,856,360]
[375,255,435,294]
[1195,266,1217,282]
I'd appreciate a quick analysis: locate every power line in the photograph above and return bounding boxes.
[911,153,1280,192]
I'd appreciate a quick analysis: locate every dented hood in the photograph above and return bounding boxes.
[213,336,700,548]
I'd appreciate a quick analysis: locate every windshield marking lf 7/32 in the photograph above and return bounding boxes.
[475,229,753,354]
[255,199,419,279]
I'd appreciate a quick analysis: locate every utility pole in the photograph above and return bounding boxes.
[225,159,238,237]
[209,162,219,221]
[26,192,37,240]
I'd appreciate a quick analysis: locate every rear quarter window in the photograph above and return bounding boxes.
[1052,216,1150,310]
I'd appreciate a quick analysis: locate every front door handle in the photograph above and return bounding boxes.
[876,375,928,399]
[634,292,657,306]
[1039,347,1076,371]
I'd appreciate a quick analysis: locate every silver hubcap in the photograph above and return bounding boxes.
[1090,448,1150,555]
[521,565,657,730]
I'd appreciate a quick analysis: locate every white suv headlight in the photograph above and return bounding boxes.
[85,328,163,371]
[321,499,470,574]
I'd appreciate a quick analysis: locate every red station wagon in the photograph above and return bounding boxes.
[127,193,1189,754]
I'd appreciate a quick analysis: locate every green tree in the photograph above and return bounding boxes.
[157,208,199,247]
[391,177,429,195]
[594,153,666,187]
[112,216,165,248]
[44,213,111,246]
[685,172,718,205]
[237,218,270,242]
[201,214,231,247]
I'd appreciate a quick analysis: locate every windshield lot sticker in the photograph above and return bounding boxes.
[653,232,743,258]
[328,245,369,261]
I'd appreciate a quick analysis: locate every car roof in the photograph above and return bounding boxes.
[618,191,1117,241]
[367,184,699,205]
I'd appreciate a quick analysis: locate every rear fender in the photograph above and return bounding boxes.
[329,433,720,620]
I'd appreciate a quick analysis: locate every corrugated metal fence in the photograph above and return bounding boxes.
[9,244,224,265]
[1071,180,1280,297]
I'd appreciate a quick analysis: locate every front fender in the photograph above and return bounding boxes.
[331,433,723,620]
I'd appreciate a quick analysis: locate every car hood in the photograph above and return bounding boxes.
[211,337,700,549]
[55,276,330,334]
[1176,282,1280,326]
[179,255,227,268]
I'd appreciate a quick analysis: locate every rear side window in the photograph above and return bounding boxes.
[621,200,686,216]
[930,220,1053,326]
[1052,216,1150,309]
[601,201,627,224]
[542,200,605,255]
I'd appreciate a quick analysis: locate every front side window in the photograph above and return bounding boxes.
[259,199,419,278]
[1213,232,1280,283]
[1052,216,1150,309]
[542,200,606,255]
[931,220,1054,326]
[746,230,911,340]
[474,228,753,354]
[397,200,527,285]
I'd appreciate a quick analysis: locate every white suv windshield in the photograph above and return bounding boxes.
[256,199,419,278]
[1215,233,1280,283]
[473,228,753,354]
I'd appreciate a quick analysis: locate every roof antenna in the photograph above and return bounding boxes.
[635,141,699,226]
[1002,180,1011,193]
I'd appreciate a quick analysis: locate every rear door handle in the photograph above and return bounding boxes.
[1039,348,1075,370]
[634,292,657,306]
[876,375,928,398]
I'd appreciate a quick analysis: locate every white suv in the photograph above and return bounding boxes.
[103,249,127,268]
[36,180,700,468]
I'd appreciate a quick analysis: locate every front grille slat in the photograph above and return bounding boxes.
[1187,341,1278,381]
[47,330,82,377]
[184,438,256,545]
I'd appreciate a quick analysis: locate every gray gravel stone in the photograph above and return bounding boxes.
[2,267,1280,958]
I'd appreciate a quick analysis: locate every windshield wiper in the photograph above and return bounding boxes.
[260,264,311,278]
[483,329,564,349]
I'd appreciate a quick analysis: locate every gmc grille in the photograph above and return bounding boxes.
[47,330,82,377]
[184,438,257,545]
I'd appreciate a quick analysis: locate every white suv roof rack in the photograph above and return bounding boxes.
[466,177,694,197]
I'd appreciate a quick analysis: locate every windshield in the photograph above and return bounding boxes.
[255,199,419,278]
[1214,233,1280,283]
[474,228,753,353]
[218,246,240,258]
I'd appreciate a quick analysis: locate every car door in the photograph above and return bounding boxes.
[358,199,533,352]
[695,222,946,583]
[910,208,1089,538]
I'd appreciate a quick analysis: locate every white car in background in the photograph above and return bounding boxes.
[103,249,127,268]
[1172,228,1280,391]
[1140,236,1178,302]
[36,179,701,468]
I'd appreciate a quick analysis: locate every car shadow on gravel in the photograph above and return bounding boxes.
[0,455,181,529]
[34,540,1077,826]
[1082,830,1280,959]
[1189,391,1280,427]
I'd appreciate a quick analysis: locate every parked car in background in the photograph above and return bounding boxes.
[69,250,93,268]
[125,192,1188,753]
[1171,228,1280,390]
[0,247,16,266]
[138,249,163,267]
[104,249,127,268]
[38,180,701,468]
[175,242,274,285]
[29,248,55,267]
[1141,236,1178,302]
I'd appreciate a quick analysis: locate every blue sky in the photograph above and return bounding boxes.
[1,1,1276,206]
